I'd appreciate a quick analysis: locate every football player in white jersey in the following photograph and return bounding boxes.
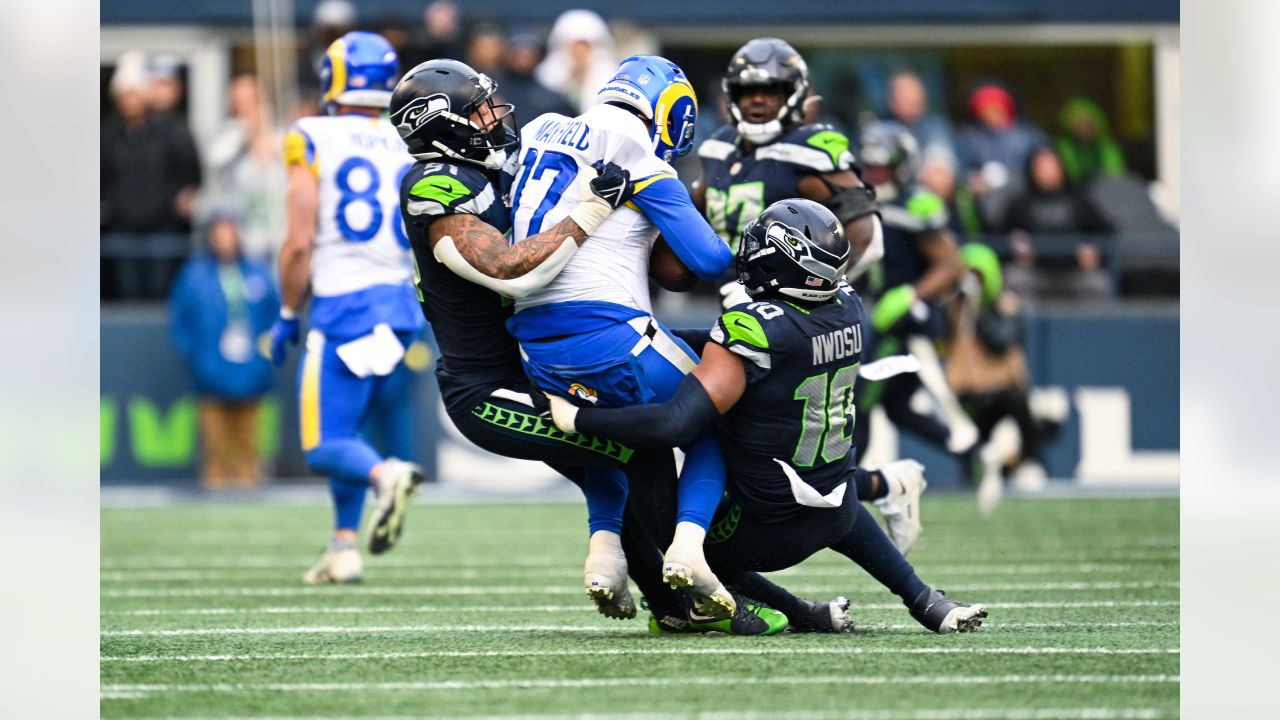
[502,56,738,617]
[269,32,427,584]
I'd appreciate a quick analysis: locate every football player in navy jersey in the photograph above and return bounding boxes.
[547,199,988,634]
[692,37,925,553]
[390,59,824,635]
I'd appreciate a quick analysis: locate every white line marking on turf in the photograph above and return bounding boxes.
[101,600,1181,617]
[99,581,1179,598]
[97,563,1174,580]
[100,646,1179,663]
[99,621,1179,638]
[109,711,1173,720]
[99,674,1179,699]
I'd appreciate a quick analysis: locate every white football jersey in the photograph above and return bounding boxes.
[286,114,415,298]
[511,103,675,315]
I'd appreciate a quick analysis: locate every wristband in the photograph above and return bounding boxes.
[568,193,614,236]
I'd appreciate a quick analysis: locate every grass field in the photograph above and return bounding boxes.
[101,494,1179,719]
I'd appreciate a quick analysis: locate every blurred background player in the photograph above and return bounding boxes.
[506,55,740,617]
[169,212,279,489]
[852,120,983,499]
[546,200,987,634]
[270,31,426,584]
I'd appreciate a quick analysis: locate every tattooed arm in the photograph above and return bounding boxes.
[427,161,636,299]
[427,213,588,280]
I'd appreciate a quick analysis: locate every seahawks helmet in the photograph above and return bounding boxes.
[856,120,921,194]
[389,59,516,170]
[596,55,699,162]
[722,38,810,145]
[737,199,850,302]
[318,31,399,114]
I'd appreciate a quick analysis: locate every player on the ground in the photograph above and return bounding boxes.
[504,55,739,617]
[389,59,813,634]
[270,32,427,584]
[546,199,988,634]
[693,37,924,553]
[851,121,982,495]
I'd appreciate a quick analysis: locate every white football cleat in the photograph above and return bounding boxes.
[663,522,735,617]
[367,459,426,555]
[583,531,636,620]
[874,459,927,555]
[302,538,363,584]
[1011,461,1048,492]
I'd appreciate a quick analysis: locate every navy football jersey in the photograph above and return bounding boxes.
[400,160,527,415]
[870,184,950,297]
[708,287,866,522]
[698,123,859,253]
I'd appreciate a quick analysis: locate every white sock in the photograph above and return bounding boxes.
[669,522,708,557]
[587,529,624,558]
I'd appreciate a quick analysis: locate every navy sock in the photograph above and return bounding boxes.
[830,501,926,603]
[675,433,727,529]
[583,468,628,535]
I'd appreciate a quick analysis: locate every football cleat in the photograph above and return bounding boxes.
[973,443,1004,518]
[873,459,927,555]
[908,586,987,634]
[687,594,788,636]
[788,596,853,633]
[302,538,363,584]
[583,535,636,620]
[367,459,426,555]
[662,554,736,618]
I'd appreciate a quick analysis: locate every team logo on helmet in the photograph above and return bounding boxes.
[391,93,451,136]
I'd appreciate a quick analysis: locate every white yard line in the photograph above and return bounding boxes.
[102,599,1181,617]
[100,646,1179,663]
[99,581,1179,599]
[100,620,1179,638]
[100,674,1178,697]
[98,564,1179,582]
[95,711,1173,720]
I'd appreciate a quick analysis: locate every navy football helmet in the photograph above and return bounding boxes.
[390,59,517,170]
[737,198,850,302]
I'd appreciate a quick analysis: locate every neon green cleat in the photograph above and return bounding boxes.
[646,596,789,636]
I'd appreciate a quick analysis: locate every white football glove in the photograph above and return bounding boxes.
[544,392,580,434]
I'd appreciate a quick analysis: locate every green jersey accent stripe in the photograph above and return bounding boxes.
[721,311,768,350]
[471,401,633,463]
[410,175,472,206]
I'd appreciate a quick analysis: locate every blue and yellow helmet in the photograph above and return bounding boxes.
[319,31,399,114]
[596,55,698,163]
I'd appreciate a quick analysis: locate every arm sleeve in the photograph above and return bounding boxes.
[574,374,721,448]
[631,177,733,281]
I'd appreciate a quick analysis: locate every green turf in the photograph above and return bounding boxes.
[101,496,1179,719]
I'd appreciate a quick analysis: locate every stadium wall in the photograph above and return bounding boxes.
[101,305,1178,489]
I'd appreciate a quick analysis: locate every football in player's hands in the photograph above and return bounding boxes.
[650,237,698,292]
[589,161,634,209]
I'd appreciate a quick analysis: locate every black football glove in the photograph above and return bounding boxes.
[589,161,635,209]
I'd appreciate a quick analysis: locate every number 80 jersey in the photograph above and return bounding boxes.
[284,115,415,299]
[708,286,866,521]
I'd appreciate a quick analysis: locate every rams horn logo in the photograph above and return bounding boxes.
[392,93,451,135]
[568,383,599,404]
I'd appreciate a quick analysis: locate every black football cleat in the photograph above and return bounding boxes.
[909,586,987,634]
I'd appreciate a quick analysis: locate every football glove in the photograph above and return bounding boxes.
[269,309,300,366]
[589,161,635,209]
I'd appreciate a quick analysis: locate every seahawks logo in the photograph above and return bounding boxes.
[392,93,451,135]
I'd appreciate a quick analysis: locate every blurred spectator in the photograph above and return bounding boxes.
[1054,96,1127,186]
[886,70,957,172]
[536,9,617,113]
[102,52,203,300]
[301,0,358,96]
[147,54,185,117]
[945,243,1062,491]
[204,75,286,262]
[401,0,465,68]
[955,82,1047,224]
[467,22,507,79]
[1001,147,1113,300]
[498,32,575,122]
[920,159,983,240]
[169,214,279,489]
